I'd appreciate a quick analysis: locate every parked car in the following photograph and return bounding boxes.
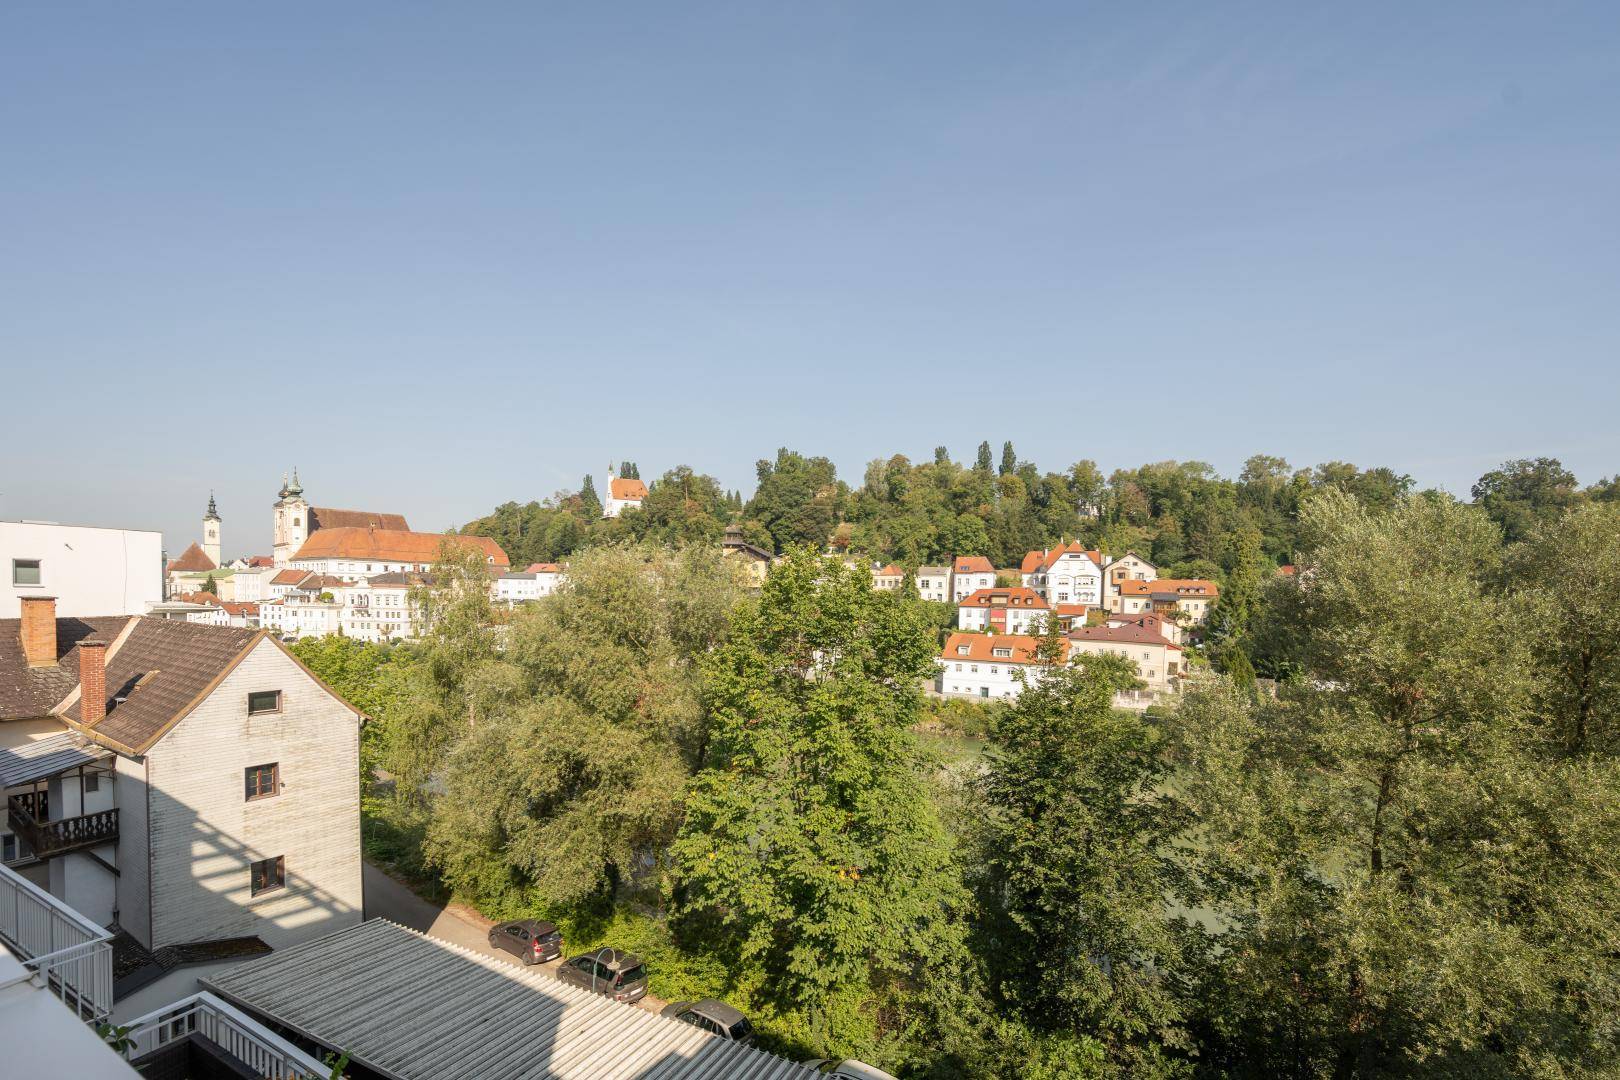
[659,999,755,1044]
[555,947,648,1003]
[487,919,563,966]
[800,1060,899,1080]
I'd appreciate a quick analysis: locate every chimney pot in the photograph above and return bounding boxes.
[77,640,109,726]
[19,596,58,667]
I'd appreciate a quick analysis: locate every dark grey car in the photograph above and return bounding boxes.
[555,947,647,1003]
[488,919,563,966]
[660,999,755,1044]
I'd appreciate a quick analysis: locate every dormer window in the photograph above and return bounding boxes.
[992,647,1012,658]
[956,645,971,656]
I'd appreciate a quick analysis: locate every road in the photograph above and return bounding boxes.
[362,860,666,1013]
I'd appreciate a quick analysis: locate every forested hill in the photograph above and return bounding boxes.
[462,446,1612,579]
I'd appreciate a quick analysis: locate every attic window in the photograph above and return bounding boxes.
[992,648,1012,658]
[247,690,283,715]
[956,645,970,656]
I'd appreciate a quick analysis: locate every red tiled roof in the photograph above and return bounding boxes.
[1069,622,1181,649]
[291,528,508,567]
[309,507,410,533]
[958,587,1048,610]
[609,478,648,501]
[172,591,222,606]
[219,601,259,616]
[244,556,276,568]
[1053,603,1091,617]
[272,569,312,585]
[1020,550,1044,574]
[524,563,561,573]
[1038,541,1103,574]
[1118,578,1219,599]
[940,632,1060,665]
[875,564,904,578]
[953,556,995,575]
[167,542,216,572]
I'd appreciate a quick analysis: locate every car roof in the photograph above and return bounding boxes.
[688,999,747,1025]
[574,947,644,970]
[502,919,557,933]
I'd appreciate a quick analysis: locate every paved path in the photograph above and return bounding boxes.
[362,860,666,1013]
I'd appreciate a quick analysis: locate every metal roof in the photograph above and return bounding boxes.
[0,732,108,788]
[202,919,815,1080]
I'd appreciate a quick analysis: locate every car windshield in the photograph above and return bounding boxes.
[537,929,561,942]
[613,965,646,985]
[727,1017,754,1039]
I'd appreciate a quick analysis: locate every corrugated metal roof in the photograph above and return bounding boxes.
[0,732,108,788]
[202,919,815,1080]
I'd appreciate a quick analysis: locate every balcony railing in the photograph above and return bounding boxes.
[0,861,114,1021]
[8,797,119,858]
[124,991,332,1079]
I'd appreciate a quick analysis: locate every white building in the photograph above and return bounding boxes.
[936,632,1059,700]
[915,566,951,603]
[1067,620,1185,698]
[231,566,278,603]
[1102,551,1158,612]
[288,527,508,582]
[270,469,412,568]
[950,556,997,602]
[338,574,421,642]
[603,476,648,518]
[493,563,562,606]
[956,587,1050,635]
[1023,543,1105,607]
[2,521,162,620]
[1117,578,1219,625]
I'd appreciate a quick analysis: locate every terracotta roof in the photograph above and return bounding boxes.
[172,591,222,606]
[1069,622,1181,649]
[524,563,560,574]
[952,556,995,575]
[1278,565,1297,576]
[245,556,276,568]
[219,602,259,616]
[291,528,508,567]
[940,632,1059,665]
[1053,603,1092,617]
[1105,612,1168,629]
[308,507,410,533]
[958,587,1048,610]
[167,542,217,572]
[1038,542,1103,574]
[875,565,904,578]
[609,478,648,501]
[1119,578,1219,599]
[0,616,131,720]
[272,569,312,585]
[1020,550,1044,574]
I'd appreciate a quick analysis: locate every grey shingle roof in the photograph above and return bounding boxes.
[0,616,131,720]
[204,919,814,1080]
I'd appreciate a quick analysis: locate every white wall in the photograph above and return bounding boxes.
[951,571,997,602]
[1,522,162,618]
[936,657,1043,699]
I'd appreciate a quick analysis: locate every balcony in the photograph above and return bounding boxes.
[8,797,118,859]
[0,861,114,1022]
[123,991,331,1079]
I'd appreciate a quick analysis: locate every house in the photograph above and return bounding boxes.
[871,565,905,591]
[524,562,564,596]
[0,597,363,969]
[603,476,649,519]
[720,527,773,587]
[230,565,278,602]
[1103,609,1185,646]
[338,573,422,642]
[3,520,163,620]
[1022,543,1104,607]
[1117,578,1220,625]
[957,587,1050,634]
[937,632,1060,700]
[1067,621,1184,699]
[915,566,951,603]
[1051,603,1092,631]
[950,556,997,602]
[493,563,564,606]
[288,527,507,582]
[1101,551,1158,612]
[270,469,410,567]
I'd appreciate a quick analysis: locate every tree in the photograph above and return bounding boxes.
[973,649,1191,1075]
[626,466,729,546]
[1471,457,1578,543]
[934,445,951,466]
[1000,441,1018,477]
[671,549,968,1060]
[579,474,602,518]
[619,461,640,480]
[202,573,218,597]
[977,441,994,474]
[746,448,844,553]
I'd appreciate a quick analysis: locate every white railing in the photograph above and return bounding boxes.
[124,991,331,1079]
[0,861,113,1021]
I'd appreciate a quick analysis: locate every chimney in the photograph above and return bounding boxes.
[77,640,108,726]
[19,596,58,667]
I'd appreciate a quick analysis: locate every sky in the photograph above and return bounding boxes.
[3,2,1618,558]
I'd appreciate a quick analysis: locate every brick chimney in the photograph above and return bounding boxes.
[77,640,108,725]
[19,596,58,667]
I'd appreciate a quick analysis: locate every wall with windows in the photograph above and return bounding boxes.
[1,521,162,618]
[145,638,362,950]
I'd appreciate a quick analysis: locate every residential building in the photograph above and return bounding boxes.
[1102,551,1158,612]
[524,562,564,596]
[1022,542,1104,606]
[915,566,951,603]
[230,565,277,602]
[603,476,649,518]
[339,573,422,642]
[494,564,562,606]
[288,527,507,582]
[950,556,997,602]
[1051,603,1092,631]
[721,527,773,587]
[0,599,364,973]
[271,469,410,567]
[1067,621,1185,698]
[2,521,162,620]
[871,564,904,591]
[1117,578,1220,625]
[1103,610,1185,646]
[957,587,1050,634]
[936,632,1059,700]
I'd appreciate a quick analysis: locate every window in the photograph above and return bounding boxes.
[83,773,99,794]
[12,559,41,586]
[250,856,285,896]
[993,648,1012,658]
[245,763,279,800]
[2,835,15,863]
[247,690,282,715]
[954,663,962,672]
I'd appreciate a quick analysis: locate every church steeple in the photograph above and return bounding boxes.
[201,490,222,569]
[286,466,303,498]
[205,491,220,522]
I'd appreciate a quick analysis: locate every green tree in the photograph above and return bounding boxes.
[619,461,640,480]
[671,549,967,1060]
[1471,457,1578,543]
[1001,441,1018,476]
[201,573,219,597]
[579,474,602,518]
[977,440,995,474]
[746,448,844,553]
[627,466,729,546]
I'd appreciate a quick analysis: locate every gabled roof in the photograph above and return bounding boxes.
[0,616,130,720]
[1038,542,1103,574]
[1020,550,1046,575]
[309,507,410,533]
[167,542,217,572]
[525,563,561,573]
[609,477,648,501]
[271,569,312,585]
[958,587,1048,610]
[1053,603,1092,617]
[1120,578,1220,599]
[952,556,995,575]
[291,528,508,567]
[941,632,1060,664]
[219,601,259,616]
[244,555,276,568]
[1069,622,1181,649]
[874,564,904,578]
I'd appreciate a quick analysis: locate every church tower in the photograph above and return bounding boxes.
[202,492,222,568]
[272,468,310,567]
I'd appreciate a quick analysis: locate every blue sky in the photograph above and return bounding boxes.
[4,2,1617,557]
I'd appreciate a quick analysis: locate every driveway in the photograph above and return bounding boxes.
[362,860,666,1013]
